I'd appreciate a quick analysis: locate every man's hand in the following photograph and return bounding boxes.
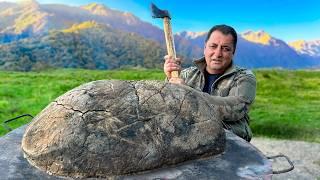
[163,55,185,84]
[164,55,181,79]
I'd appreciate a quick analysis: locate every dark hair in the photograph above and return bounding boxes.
[205,24,237,54]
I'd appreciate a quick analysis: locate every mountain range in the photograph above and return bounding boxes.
[0,0,319,71]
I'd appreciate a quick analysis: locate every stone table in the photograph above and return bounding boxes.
[0,125,273,179]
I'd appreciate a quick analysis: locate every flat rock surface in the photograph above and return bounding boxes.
[0,126,272,179]
[251,137,320,180]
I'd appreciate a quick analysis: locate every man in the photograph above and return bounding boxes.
[164,24,256,142]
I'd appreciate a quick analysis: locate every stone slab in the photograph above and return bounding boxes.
[0,125,272,179]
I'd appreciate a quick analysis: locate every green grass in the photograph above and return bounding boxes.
[1,68,319,143]
[250,69,320,143]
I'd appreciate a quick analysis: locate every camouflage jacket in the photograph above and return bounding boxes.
[180,57,256,141]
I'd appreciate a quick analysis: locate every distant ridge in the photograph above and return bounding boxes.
[242,30,273,45]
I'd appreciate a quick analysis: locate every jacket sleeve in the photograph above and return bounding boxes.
[202,72,256,122]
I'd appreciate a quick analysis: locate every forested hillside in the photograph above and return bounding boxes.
[0,22,166,71]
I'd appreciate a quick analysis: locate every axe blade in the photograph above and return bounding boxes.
[150,3,171,19]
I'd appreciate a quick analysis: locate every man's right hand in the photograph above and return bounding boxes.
[163,55,182,79]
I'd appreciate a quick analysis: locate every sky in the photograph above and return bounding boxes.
[2,0,320,42]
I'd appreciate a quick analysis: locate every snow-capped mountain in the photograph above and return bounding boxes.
[289,40,320,57]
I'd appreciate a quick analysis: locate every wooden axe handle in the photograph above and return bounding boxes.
[163,17,179,78]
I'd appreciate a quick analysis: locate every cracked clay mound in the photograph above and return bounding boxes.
[21,80,225,178]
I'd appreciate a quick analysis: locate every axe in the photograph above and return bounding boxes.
[151,3,179,78]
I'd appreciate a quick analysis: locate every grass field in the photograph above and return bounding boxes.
[250,69,320,142]
[1,68,319,142]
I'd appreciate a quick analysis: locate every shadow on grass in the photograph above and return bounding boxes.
[252,123,319,143]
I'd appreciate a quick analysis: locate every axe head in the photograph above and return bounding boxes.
[150,3,171,19]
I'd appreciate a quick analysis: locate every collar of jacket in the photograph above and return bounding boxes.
[193,57,238,77]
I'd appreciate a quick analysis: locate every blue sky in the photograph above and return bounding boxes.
[3,0,320,42]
